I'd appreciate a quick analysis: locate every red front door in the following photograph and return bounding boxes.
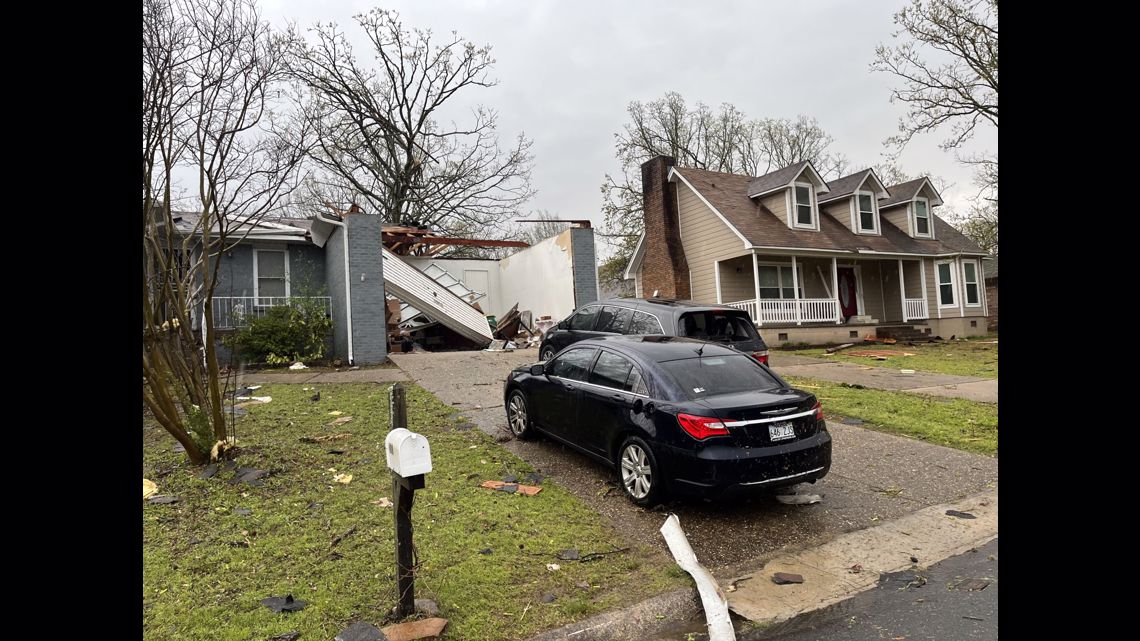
[837,268,858,318]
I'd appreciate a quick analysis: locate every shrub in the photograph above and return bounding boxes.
[226,298,332,364]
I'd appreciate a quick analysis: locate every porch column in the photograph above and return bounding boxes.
[898,259,908,323]
[791,255,802,325]
[714,260,722,304]
[919,258,928,319]
[957,256,965,317]
[831,257,841,324]
[752,252,761,326]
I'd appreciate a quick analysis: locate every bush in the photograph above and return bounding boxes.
[226,298,332,364]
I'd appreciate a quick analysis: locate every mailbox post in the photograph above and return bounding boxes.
[385,384,432,619]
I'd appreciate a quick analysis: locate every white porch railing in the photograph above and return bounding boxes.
[212,296,332,329]
[904,298,929,320]
[725,298,839,325]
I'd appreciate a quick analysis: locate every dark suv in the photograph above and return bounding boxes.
[538,298,770,364]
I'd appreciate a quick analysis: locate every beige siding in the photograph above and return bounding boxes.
[878,260,904,322]
[799,257,834,298]
[634,270,643,298]
[903,260,923,298]
[882,203,910,235]
[858,261,889,320]
[760,191,788,226]
[823,199,854,233]
[719,255,756,303]
[676,181,750,304]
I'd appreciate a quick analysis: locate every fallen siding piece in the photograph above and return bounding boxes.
[660,514,736,641]
[382,247,493,345]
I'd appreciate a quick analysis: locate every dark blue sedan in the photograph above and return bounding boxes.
[503,336,832,506]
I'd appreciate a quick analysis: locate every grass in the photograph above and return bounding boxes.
[785,376,998,456]
[786,334,998,378]
[143,383,686,641]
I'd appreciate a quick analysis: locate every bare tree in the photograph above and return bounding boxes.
[514,210,571,247]
[286,9,534,238]
[601,92,844,270]
[872,0,997,154]
[143,0,306,465]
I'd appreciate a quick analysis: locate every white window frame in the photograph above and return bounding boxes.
[962,259,982,307]
[852,191,880,235]
[913,198,933,238]
[756,263,805,300]
[789,182,818,230]
[253,246,290,301]
[935,259,957,308]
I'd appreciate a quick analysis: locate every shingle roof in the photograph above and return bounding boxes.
[673,166,984,255]
[878,177,928,208]
[746,161,811,197]
[816,169,885,204]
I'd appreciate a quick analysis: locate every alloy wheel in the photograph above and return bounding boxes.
[621,443,653,499]
[507,393,528,437]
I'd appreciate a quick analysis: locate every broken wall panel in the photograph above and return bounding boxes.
[498,229,580,323]
[381,248,493,345]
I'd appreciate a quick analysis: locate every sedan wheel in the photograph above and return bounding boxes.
[506,391,536,440]
[541,346,556,362]
[619,437,661,506]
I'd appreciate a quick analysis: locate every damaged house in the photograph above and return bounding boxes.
[193,205,597,364]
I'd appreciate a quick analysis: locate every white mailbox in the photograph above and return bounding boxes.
[385,428,433,477]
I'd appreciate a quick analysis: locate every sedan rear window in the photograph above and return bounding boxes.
[678,311,759,342]
[661,354,782,399]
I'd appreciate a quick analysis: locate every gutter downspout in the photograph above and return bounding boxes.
[320,214,354,365]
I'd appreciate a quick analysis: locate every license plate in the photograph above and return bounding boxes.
[769,421,796,441]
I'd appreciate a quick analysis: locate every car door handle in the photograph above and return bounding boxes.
[565,384,576,390]
[610,393,624,400]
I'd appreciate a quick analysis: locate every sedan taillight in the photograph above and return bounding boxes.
[676,413,730,440]
[752,350,769,365]
[812,400,823,420]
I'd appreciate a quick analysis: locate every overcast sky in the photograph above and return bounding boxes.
[262,0,996,253]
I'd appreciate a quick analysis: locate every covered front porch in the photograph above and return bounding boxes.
[717,251,930,327]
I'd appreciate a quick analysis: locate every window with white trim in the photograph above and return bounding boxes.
[254,248,289,300]
[856,192,877,233]
[914,198,931,237]
[936,260,956,307]
[793,183,815,228]
[963,260,981,306]
[757,265,804,300]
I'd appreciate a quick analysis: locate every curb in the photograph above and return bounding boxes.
[524,587,700,641]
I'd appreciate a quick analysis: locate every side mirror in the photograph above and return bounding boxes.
[557,320,568,330]
[632,398,644,414]
[644,402,656,416]
[530,363,545,376]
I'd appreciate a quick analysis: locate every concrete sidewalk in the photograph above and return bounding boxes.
[769,354,997,403]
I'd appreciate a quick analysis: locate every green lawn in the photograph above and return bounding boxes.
[143,383,685,641]
[787,334,998,378]
[785,376,998,456]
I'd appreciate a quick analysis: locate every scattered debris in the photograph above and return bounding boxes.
[558,549,580,561]
[480,480,542,496]
[841,417,864,425]
[963,616,985,622]
[333,473,353,484]
[147,495,180,505]
[371,497,393,508]
[328,449,346,455]
[545,563,561,572]
[311,391,321,402]
[198,464,219,479]
[268,630,301,641]
[173,442,186,453]
[826,343,856,354]
[873,486,905,497]
[660,514,735,641]
[261,594,308,613]
[541,594,556,603]
[143,478,158,500]
[334,621,385,641]
[523,472,544,485]
[380,617,448,641]
[415,598,440,617]
[840,382,867,389]
[945,510,977,519]
[910,555,919,564]
[776,493,822,505]
[478,548,492,555]
[231,468,270,486]
[900,369,916,374]
[726,576,752,592]
[772,572,804,585]
[954,578,991,591]
[502,474,519,483]
[300,433,352,443]
[289,362,308,370]
[327,416,355,427]
[847,349,914,358]
[235,396,273,403]
[331,525,357,548]
[576,581,590,590]
[233,507,252,516]
[328,410,344,416]
[484,339,514,352]
[848,564,863,574]
[580,547,629,562]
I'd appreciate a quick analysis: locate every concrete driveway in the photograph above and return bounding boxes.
[390,349,997,571]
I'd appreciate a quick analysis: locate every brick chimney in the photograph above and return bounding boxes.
[640,156,690,299]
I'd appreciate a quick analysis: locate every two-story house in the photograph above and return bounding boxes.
[624,156,990,345]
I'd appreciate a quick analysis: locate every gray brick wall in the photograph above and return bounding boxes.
[215,245,255,297]
[344,214,388,364]
[571,227,599,308]
[325,227,350,361]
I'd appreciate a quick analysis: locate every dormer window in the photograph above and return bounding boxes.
[793,183,815,228]
[856,192,878,234]
[914,198,931,237]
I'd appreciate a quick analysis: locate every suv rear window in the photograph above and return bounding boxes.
[678,311,760,343]
[661,354,782,399]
